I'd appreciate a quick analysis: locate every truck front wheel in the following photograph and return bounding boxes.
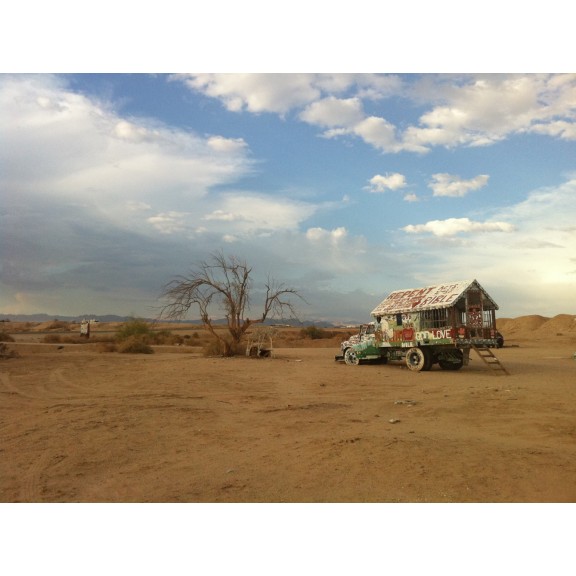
[344,348,360,365]
[405,347,426,371]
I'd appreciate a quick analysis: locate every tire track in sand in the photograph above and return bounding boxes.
[44,367,89,399]
[19,450,52,502]
[1,373,67,502]
[0,371,37,400]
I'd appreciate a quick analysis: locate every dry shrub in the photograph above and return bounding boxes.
[43,334,102,344]
[148,329,184,346]
[89,335,115,344]
[202,339,222,357]
[116,335,154,354]
[202,337,244,357]
[0,332,15,343]
[115,319,154,353]
[43,334,63,343]
[47,320,70,331]
[96,342,117,353]
[299,326,335,340]
[186,331,212,347]
[0,342,19,359]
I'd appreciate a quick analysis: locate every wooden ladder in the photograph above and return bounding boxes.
[471,345,510,375]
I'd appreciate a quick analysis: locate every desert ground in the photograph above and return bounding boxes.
[1,316,576,503]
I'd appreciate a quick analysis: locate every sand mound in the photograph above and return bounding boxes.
[539,314,576,335]
[497,315,549,334]
[497,314,576,341]
[495,318,514,332]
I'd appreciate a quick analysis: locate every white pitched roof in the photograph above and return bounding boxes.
[371,279,498,316]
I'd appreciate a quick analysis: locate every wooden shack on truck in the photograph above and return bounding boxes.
[345,279,505,372]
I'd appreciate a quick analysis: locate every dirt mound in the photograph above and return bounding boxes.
[539,314,576,335]
[497,315,549,337]
[495,318,514,332]
[496,314,576,341]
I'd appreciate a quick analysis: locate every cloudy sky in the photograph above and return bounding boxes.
[2,72,575,322]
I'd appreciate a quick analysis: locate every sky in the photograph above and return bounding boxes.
[2,72,575,322]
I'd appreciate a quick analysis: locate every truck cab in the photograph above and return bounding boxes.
[339,322,375,357]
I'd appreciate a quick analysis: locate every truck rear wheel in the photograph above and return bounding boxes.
[406,347,426,371]
[438,349,464,370]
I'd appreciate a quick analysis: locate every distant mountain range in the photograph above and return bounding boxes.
[0,313,131,323]
[0,313,344,328]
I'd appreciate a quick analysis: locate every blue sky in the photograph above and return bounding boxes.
[2,72,575,322]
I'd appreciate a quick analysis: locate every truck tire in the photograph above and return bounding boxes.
[422,347,433,371]
[344,348,360,365]
[405,347,426,371]
[438,349,464,370]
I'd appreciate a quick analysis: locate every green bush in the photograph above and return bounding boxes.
[115,319,184,347]
[115,319,154,353]
[116,318,152,341]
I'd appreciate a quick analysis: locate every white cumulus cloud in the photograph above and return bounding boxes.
[202,193,318,235]
[403,217,515,237]
[207,135,248,153]
[0,75,255,228]
[147,212,190,234]
[175,73,322,114]
[306,226,348,242]
[177,73,576,154]
[407,74,576,149]
[429,173,489,197]
[366,173,407,193]
[299,97,364,128]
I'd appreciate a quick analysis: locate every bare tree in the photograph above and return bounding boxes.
[159,252,304,356]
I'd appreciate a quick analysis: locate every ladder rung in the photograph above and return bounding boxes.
[471,344,510,375]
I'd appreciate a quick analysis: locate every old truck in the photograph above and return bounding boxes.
[341,279,502,372]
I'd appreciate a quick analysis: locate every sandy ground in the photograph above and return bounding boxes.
[2,323,576,503]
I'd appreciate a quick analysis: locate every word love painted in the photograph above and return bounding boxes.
[415,328,454,340]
